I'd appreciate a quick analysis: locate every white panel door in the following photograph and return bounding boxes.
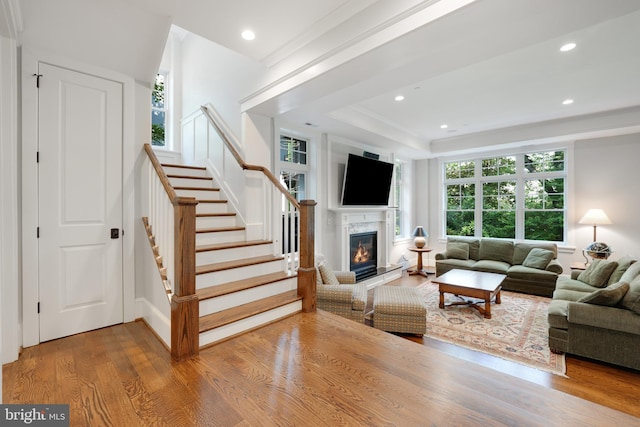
[38,63,123,342]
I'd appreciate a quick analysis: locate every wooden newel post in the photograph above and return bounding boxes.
[298,200,317,312]
[171,197,199,360]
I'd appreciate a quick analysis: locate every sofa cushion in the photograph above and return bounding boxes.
[479,239,514,264]
[620,259,640,283]
[447,237,480,260]
[472,260,510,274]
[577,281,630,306]
[619,275,640,314]
[522,248,554,269]
[513,242,557,265]
[577,259,618,288]
[446,241,469,260]
[318,262,340,285]
[506,265,558,284]
[556,278,599,293]
[553,288,590,302]
[436,258,476,270]
[608,257,637,286]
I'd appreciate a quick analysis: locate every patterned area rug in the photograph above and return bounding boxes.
[419,281,566,376]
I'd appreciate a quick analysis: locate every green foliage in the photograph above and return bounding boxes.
[151,124,165,146]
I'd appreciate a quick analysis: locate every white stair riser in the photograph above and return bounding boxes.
[196,202,229,215]
[199,301,301,348]
[196,216,237,229]
[199,278,297,317]
[196,244,272,265]
[196,260,285,289]
[169,177,214,188]
[196,230,245,246]
[175,188,221,200]
[162,166,208,177]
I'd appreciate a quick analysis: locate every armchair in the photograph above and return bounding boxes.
[316,262,367,323]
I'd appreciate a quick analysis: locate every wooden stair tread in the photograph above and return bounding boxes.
[196,240,272,252]
[161,163,206,170]
[174,186,220,191]
[166,174,213,180]
[197,271,295,300]
[197,199,228,204]
[199,290,300,333]
[196,254,284,275]
[196,226,245,234]
[196,213,236,218]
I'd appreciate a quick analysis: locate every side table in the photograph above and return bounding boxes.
[408,246,434,277]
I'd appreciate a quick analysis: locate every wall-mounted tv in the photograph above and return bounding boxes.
[341,153,394,206]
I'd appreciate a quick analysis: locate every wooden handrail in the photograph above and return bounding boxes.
[144,143,199,360]
[200,105,299,208]
[144,143,178,202]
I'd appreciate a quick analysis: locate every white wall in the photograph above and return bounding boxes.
[573,134,640,261]
[179,32,266,139]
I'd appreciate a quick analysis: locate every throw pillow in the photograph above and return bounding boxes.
[620,275,640,314]
[577,259,619,288]
[318,262,340,285]
[620,259,640,283]
[446,242,469,260]
[522,248,554,269]
[577,281,630,306]
[608,257,637,286]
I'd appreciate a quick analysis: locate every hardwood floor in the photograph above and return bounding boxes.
[3,272,640,426]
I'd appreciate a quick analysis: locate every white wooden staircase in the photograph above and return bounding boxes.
[162,162,302,349]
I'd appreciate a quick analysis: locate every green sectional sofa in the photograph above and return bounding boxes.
[435,237,563,297]
[548,257,640,371]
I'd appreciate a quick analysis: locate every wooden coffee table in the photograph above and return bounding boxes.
[431,269,506,319]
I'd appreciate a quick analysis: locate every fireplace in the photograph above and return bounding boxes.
[349,231,377,280]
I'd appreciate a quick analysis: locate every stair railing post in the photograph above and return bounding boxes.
[171,197,199,360]
[298,200,317,312]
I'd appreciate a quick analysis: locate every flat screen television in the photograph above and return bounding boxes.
[341,153,394,206]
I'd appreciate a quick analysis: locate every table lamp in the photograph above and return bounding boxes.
[579,209,612,261]
[412,226,428,249]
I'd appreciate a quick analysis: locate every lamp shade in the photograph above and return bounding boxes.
[578,209,612,225]
[412,226,427,237]
[412,226,428,248]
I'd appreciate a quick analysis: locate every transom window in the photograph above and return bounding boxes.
[444,149,566,242]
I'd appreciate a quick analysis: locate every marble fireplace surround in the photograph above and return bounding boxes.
[331,209,393,273]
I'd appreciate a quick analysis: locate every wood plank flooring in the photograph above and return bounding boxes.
[4,272,640,426]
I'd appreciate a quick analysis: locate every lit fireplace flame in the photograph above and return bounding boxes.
[353,241,370,263]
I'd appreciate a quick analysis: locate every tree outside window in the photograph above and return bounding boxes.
[444,150,566,242]
[152,73,167,146]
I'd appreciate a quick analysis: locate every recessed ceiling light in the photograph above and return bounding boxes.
[241,30,255,41]
[394,95,404,102]
[560,42,576,52]
[440,124,448,129]
[562,99,574,105]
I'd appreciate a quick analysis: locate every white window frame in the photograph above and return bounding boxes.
[278,132,311,202]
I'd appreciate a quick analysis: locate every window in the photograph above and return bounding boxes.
[279,134,308,202]
[444,149,566,242]
[151,73,167,146]
[394,161,404,237]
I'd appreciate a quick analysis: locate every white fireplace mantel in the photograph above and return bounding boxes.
[329,208,394,272]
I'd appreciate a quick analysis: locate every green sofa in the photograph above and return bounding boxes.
[548,257,640,371]
[435,237,563,297]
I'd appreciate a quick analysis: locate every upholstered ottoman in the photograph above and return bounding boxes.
[373,286,427,335]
